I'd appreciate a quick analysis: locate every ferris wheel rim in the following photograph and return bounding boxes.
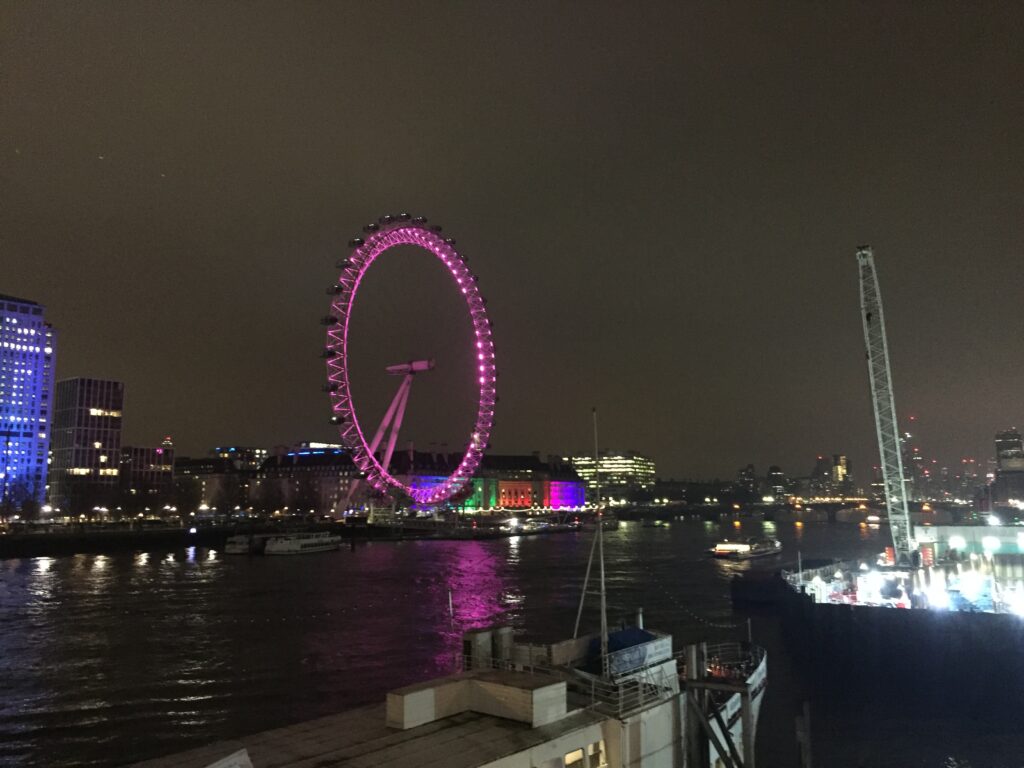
[324,218,496,506]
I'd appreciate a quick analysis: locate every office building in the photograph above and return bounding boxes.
[737,464,757,496]
[120,436,175,505]
[995,429,1024,472]
[570,451,656,499]
[49,378,124,514]
[993,429,1024,506]
[252,446,357,515]
[766,465,787,499]
[210,445,269,471]
[0,294,56,508]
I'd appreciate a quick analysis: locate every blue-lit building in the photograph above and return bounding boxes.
[0,294,57,508]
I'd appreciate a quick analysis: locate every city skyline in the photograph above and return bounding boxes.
[2,3,1022,479]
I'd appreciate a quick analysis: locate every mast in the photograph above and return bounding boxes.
[857,246,914,565]
[571,408,610,677]
[593,407,609,677]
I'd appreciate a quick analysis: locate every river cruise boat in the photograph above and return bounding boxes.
[712,537,782,560]
[263,532,341,555]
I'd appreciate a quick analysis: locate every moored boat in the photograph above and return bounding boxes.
[224,535,251,555]
[263,532,341,555]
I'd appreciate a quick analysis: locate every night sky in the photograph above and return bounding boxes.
[2,3,1022,481]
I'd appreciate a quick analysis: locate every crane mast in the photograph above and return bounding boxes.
[857,246,914,565]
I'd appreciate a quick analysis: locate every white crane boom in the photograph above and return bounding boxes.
[857,246,914,564]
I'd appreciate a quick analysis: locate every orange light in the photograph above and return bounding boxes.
[795,521,804,528]
[859,521,866,528]
[733,520,741,527]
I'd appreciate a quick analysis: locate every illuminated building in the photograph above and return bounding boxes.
[831,454,853,495]
[394,453,585,513]
[810,455,832,496]
[211,445,268,470]
[570,451,656,498]
[766,465,787,499]
[809,454,854,497]
[174,455,251,511]
[996,430,1024,472]
[49,378,124,514]
[120,437,175,502]
[993,429,1024,506]
[737,464,757,496]
[252,447,358,514]
[0,294,56,508]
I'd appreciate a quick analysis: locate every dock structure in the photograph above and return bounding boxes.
[131,625,766,768]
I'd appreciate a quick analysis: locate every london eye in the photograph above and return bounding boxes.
[322,214,496,507]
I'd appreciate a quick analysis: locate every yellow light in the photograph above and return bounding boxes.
[795,521,804,528]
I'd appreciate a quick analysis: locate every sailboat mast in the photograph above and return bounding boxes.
[593,407,609,677]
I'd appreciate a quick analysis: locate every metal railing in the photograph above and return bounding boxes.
[455,652,679,718]
[703,642,765,683]
[782,563,839,591]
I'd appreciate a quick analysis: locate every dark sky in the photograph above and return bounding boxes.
[2,2,1022,481]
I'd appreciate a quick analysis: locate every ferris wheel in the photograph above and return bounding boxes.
[322,214,497,506]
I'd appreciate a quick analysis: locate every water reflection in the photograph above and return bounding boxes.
[0,521,891,768]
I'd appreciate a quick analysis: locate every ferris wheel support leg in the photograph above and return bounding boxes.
[345,373,414,505]
[366,374,414,458]
[381,378,413,480]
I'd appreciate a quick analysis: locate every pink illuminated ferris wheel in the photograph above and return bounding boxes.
[322,214,496,506]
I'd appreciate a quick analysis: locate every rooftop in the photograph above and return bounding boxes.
[0,293,42,307]
[130,670,606,768]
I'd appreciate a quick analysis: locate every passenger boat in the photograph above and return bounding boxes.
[223,533,275,554]
[711,537,782,560]
[224,535,252,555]
[263,531,342,555]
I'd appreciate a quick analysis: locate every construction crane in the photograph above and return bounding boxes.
[857,246,915,565]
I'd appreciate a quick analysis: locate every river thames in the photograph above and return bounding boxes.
[0,519,987,767]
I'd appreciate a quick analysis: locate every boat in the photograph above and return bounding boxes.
[263,531,342,555]
[711,537,782,560]
[224,535,252,554]
[223,533,275,554]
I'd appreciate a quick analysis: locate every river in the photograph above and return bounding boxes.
[0,519,961,767]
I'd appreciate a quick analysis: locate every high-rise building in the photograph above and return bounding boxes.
[766,465,786,499]
[995,430,1024,472]
[49,378,124,514]
[737,464,757,496]
[993,429,1024,506]
[827,454,851,495]
[570,451,656,498]
[0,294,56,508]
